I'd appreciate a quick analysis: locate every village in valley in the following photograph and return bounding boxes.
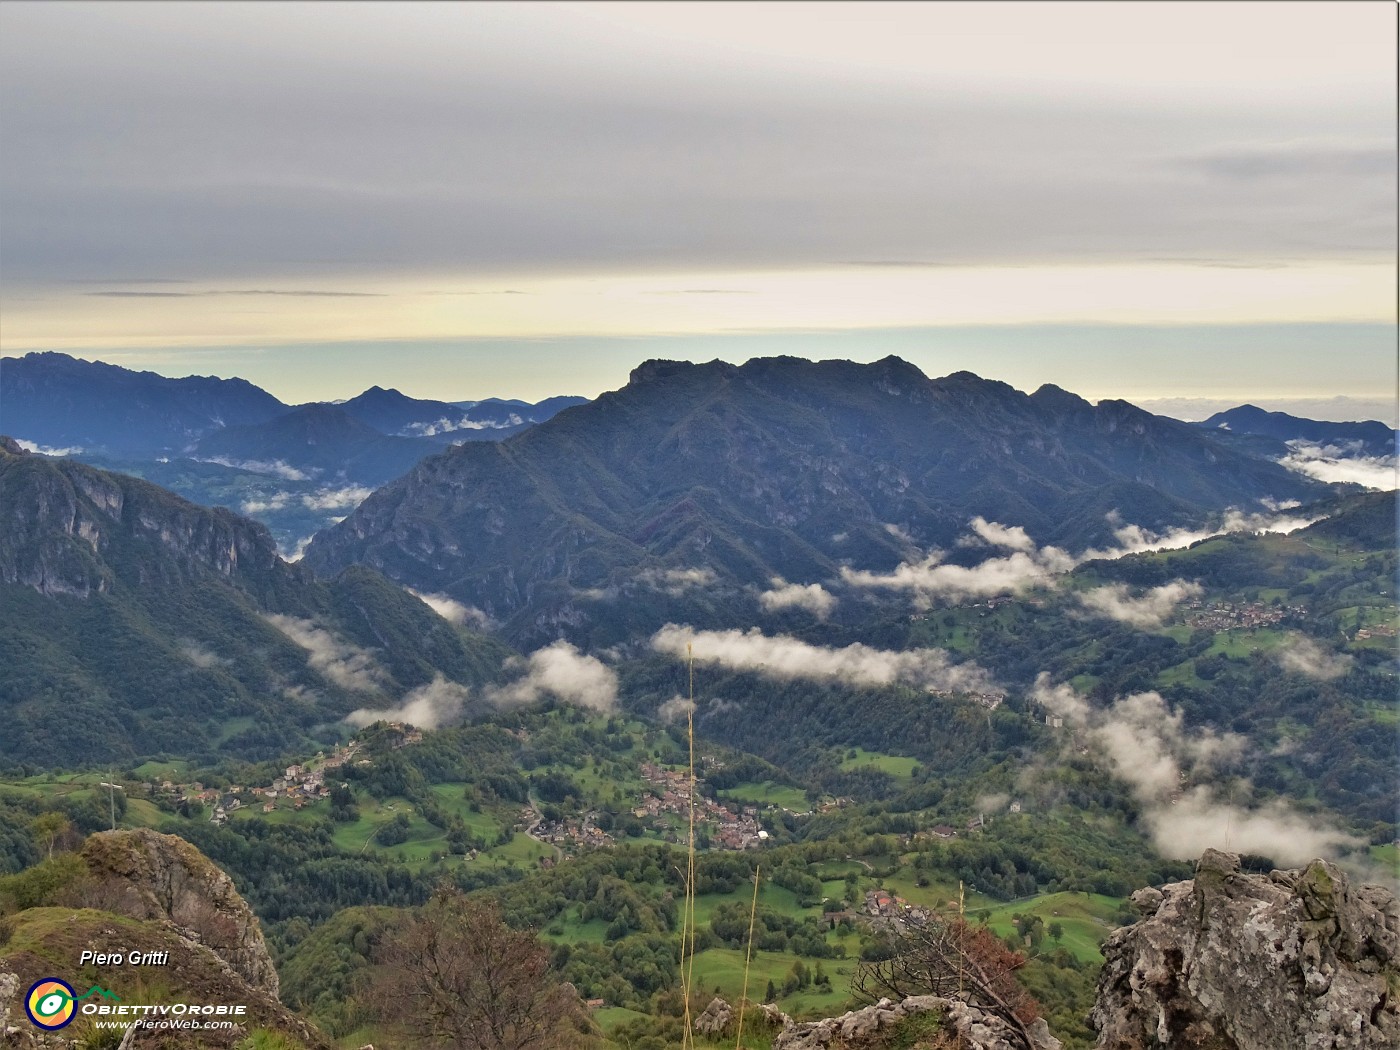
[152,725,782,857]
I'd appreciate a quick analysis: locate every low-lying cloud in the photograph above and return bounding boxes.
[345,674,468,730]
[200,456,310,481]
[652,624,997,695]
[1276,633,1354,680]
[758,577,837,619]
[841,547,1073,602]
[1079,508,1319,561]
[657,696,697,724]
[1279,441,1398,490]
[15,439,84,457]
[265,614,387,693]
[1078,580,1203,629]
[959,516,1038,553]
[407,588,492,630]
[240,485,372,515]
[1032,675,1359,864]
[636,566,718,596]
[485,640,618,712]
[842,511,1321,608]
[404,414,521,437]
[300,485,374,511]
[178,640,228,669]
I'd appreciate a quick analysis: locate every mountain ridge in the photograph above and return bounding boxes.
[303,356,1330,645]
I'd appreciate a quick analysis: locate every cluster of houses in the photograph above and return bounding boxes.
[157,737,369,824]
[634,762,769,850]
[927,687,1006,710]
[1184,599,1305,632]
[1355,624,1396,640]
[861,888,935,929]
[523,807,613,852]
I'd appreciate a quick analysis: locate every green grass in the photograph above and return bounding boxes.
[686,946,851,1016]
[1370,843,1399,876]
[132,760,189,780]
[837,749,920,784]
[592,1005,651,1031]
[976,891,1125,964]
[717,782,809,811]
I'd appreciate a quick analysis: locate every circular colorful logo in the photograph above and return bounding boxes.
[25,978,77,1030]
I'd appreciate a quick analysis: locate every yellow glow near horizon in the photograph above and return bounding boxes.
[2,261,1393,352]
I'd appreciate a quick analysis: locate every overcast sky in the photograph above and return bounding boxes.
[1,1,1395,410]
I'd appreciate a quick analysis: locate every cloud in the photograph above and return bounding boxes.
[84,288,383,298]
[636,566,718,596]
[299,485,374,511]
[200,456,310,481]
[405,414,522,436]
[284,535,314,562]
[240,492,293,514]
[264,614,387,692]
[758,577,837,619]
[1276,633,1353,680]
[1077,580,1203,629]
[657,696,697,724]
[1279,441,1398,490]
[1078,508,1320,561]
[345,674,468,729]
[843,512,1322,610]
[406,588,492,630]
[1258,497,1302,511]
[14,438,84,456]
[1031,675,1358,864]
[178,640,227,669]
[485,640,618,712]
[962,516,1037,553]
[651,624,998,695]
[974,792,1010,815]
[241,485,372,515]
[841,547,1074,602]
[882,523,916,545]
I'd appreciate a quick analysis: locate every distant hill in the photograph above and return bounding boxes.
[192,403,441,488]
[304,356,1329,644]
[343,386,589,442]
[0,438,510,766]
[0,351,290,455]
[1197,404,1396,456]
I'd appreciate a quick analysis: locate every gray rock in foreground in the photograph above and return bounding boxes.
[772,994,1062,1050]
[1093,848,1399,1049]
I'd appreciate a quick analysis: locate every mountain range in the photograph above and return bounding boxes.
[0,436,509,766]
[1,351,589,556]
[1196,404,1396,456]
[0,351,586,456]
[303,356,1339,644]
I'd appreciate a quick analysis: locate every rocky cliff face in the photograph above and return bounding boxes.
[0,438,286,598]
[1093,849,1399,1049]
[81,829,280,997]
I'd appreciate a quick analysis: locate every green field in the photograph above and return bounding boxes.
[978,891,1125,964]
[838,749,920,784]
[717,782,809,811]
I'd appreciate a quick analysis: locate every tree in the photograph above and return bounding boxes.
[371,887,597,1049]
[1048,922,1064,946]
[29,812,72,860]
[853,916,1041,1049]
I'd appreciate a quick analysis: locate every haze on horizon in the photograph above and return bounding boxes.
[0,1,1395,412]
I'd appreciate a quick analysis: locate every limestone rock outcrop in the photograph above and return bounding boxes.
[694,996,734,1035]
[80,829,279,997]
[772,994,1062,1050]
[1093,848,1399,1049]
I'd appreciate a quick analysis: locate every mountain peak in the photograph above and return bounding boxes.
[1031,383,1093,412]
